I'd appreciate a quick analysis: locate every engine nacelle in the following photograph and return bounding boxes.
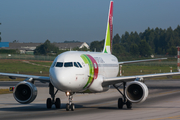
[125,81,148,103]
[88,75,109,93]
[13,81,37,104]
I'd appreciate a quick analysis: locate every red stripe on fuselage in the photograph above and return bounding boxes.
[86,55,99,87]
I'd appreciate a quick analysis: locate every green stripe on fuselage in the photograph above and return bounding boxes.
[81,54,94,89]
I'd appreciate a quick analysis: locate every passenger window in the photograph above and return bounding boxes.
[74,62,79,68]
[56,62,63,67]
[64,62,73,67]
[77,62,82,68]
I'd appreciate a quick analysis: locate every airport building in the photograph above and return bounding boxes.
[0,42,89,54]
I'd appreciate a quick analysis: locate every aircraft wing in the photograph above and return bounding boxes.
[0,72,50,83]
[102,72,180,86]
[118,58,167,65]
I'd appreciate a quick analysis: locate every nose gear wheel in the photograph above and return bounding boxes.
[66,92,75,111]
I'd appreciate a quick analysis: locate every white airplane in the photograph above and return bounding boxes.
[1,1,180,111]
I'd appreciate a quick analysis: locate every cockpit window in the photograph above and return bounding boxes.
[74,62,79,68]
[56,62,63,67]
[64,62,73,67]
[54,62,82,68]
[77,62,82,68]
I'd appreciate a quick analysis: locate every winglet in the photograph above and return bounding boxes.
[102,1,113,54]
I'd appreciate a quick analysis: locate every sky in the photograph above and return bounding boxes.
[1,0,180,44]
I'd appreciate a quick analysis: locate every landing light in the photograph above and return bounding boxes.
[66,92,70,96]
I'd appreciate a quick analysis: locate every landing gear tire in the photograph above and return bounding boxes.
[71,104,75,111]
[47,83,61,109]
[55,98,61,109]
[66,103,70,111]
[47,98,52,109]
[118,98,124,109]
[126,100,132,109]
[114,83,133,110]
[66,92,75,111]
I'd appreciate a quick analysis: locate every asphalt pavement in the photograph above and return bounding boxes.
[0,79,180,120]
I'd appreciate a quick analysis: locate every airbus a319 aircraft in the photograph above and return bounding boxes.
[1,1,180,111]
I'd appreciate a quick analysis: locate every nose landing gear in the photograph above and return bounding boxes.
[66,92,75,111]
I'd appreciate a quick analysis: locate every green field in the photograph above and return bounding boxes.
[121,63,180,79]
[31,61,52,66]
[0,59,51,81]
[0,59,179,81]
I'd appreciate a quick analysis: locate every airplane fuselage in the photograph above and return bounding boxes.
[49,51,119,93]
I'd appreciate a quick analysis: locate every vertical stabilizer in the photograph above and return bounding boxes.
[102,1,113,54]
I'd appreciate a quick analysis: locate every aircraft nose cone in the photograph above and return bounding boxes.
[50,68,76,91]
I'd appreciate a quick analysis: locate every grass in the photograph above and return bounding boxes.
[0,59,179,81]
[0,59,50,73]
[0,89,13,94]
[0,59,50,81]
[122,65,177,75]
[120,62,180,79]
[30,61,52,66]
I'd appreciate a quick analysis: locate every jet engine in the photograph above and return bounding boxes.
[13,81,37,104]
[125,81,148,103]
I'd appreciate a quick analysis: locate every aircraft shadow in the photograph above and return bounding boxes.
[0,103,66,112]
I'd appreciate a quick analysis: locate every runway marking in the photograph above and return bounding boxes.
[148,115,180,120]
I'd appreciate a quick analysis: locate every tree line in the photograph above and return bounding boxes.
[90,25,180,58]
[34,40,89,55]
[33,25,180,57]
[1,25,179,57]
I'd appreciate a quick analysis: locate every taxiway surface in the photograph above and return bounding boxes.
[0,79,180,120]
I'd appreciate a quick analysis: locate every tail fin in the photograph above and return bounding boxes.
[102,1,113,54]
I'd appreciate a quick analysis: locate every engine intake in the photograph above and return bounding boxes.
[125,81,148,103]
[13,81,37,104]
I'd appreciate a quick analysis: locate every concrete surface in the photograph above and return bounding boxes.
[0,79,180,120]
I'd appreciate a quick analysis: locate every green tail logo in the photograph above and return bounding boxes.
[102,1,113,54]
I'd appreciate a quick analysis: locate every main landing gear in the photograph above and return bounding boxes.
[46,83,61,109]
[113,82,132,109]
[65,92,75,111]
